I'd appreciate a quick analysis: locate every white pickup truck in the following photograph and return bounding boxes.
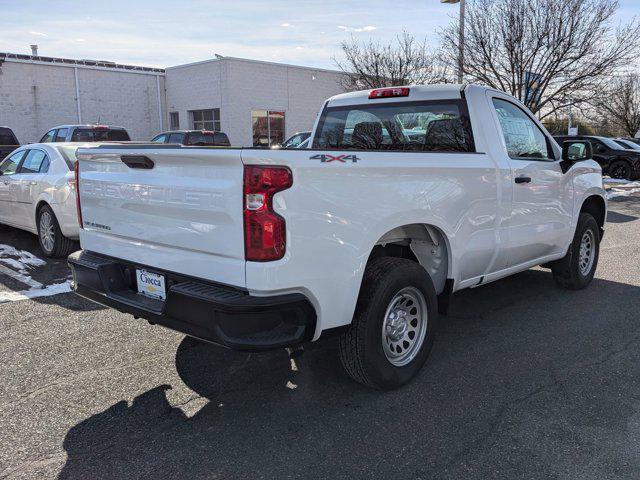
[68,84,606,389]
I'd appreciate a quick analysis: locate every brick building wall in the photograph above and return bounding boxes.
[0,58,165,143]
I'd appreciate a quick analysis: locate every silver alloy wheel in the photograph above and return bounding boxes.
[39,211,55,254]
[578,229,595,276]
[381,286,428,367]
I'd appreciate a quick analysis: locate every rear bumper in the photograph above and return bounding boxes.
[68,250,316,351]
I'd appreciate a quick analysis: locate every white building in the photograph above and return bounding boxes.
[0,51,346,145]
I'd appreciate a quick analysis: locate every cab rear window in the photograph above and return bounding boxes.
[313,100,475,152]
[71,128,130,142]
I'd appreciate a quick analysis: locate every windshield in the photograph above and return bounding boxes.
[599,137,625,150]
[282,132,310,148]
[615,139,640,151]
[314,100,474,152]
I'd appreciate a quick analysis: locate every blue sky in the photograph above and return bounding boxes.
[1,0,639,69]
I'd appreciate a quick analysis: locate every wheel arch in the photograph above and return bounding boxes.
[366,223,452,296]
[580,194,606,238]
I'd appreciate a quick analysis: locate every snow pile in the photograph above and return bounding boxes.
[0,244,71,303]
[0,244,46,276]
[603,177,640,199]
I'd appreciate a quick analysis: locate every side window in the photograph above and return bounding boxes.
[40,156,50,173]
[0,151,25,175]
[151,134,168,143]
[168,133,185,144]
[40,129,57,143]
[54,129,68,142]
[591,140,607,154]
[19,150,48,174]
[492,98,551,160]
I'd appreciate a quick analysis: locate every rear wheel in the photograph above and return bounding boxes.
[609,160,632,180]
[338,257,438,390]
[37,205,77,258]
[552,213,600,289]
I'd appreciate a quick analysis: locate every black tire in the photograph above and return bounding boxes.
[608,160,632,180]
[37,205,77,258]
[552,213,600,290]
[338,257,438,390]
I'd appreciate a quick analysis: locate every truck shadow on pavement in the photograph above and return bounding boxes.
[57,268,640,479]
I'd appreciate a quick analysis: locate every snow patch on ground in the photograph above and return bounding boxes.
[607,187,640,199]
[0,244,46,276]
[0,280,72,304]
[603,177,640,199]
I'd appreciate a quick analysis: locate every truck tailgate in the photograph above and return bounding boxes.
[76,146,246,288]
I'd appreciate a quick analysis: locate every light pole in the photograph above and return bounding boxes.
[441,0,465,83]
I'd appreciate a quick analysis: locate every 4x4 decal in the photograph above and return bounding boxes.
[310,154,360,163]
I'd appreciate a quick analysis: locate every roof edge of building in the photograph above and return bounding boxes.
[0,52,165,74]
[166,55,344,75]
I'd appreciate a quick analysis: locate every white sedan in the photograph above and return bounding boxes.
[0,143,82,257]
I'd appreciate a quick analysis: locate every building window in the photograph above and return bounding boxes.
[190,109,220,131]
[169,112,180,130]
[251,110,285,147]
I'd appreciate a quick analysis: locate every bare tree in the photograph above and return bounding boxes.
[595,75,640,137]
[440,0,640,119]
[334,32,450,90]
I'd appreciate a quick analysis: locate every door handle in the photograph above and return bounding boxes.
[515,176,532,184]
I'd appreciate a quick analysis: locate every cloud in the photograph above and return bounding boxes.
[29,31,46,36]
[280,23,292,27]
[337,25,377,33]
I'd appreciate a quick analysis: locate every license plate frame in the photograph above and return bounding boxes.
[135,268,166,301]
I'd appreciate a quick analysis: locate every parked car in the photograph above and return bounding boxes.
[614,138,640,151]
[0,127,20,160]
[40,125,130,143]
[69,84,606,390]
[0,143,83,257]
[151,130,231,146]
[554,135,640,180]
[619,137,640,147]
[272,131,311,149]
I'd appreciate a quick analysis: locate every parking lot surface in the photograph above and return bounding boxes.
[1,195,640,480]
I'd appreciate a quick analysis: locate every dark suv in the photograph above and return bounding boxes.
[40,125,131,143]
[555,135,640,180]
[151,130,231,146]
[0,127,20,160]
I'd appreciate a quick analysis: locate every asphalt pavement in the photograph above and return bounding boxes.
[1,195,640,479]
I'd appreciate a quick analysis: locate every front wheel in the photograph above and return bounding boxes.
[37,205,77,258]
[552,213,600,290]
[338,257,438,390]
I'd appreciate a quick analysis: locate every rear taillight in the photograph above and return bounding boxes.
[74,161,83,229]
[243,165,292,262]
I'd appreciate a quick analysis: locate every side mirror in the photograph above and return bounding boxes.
[562,140,592,161]
[560,140,592,173]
